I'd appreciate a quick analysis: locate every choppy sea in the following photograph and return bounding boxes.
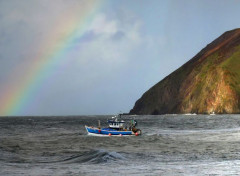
[1,114,240,175]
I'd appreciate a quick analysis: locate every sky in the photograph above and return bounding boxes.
[0,0,240,116]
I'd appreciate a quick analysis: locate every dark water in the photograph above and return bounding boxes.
[1,115,240,175]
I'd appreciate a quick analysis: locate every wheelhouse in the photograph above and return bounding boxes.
[107,120,125,129]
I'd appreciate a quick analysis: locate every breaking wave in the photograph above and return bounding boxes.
[58,149,126,164]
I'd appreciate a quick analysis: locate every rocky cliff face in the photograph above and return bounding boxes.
[130,28,240,114]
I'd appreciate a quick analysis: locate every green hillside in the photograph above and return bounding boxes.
[130,29,240,114]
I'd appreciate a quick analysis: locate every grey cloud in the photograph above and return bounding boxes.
[111,31,125,41]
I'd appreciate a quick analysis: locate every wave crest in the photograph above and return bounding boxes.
[60,149,126,164]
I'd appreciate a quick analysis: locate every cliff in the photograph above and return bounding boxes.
[130,28,240,114]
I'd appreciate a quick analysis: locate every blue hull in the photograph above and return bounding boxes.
[85,126,133,136]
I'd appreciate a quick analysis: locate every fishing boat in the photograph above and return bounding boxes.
[85,114,141,136]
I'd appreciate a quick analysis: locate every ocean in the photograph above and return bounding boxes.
[1,114,240,176]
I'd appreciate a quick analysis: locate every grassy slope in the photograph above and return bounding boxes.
[181,45,240,113]
[132,46,240,114]
[221,45,240,95]
[130,29,240,114]
[180,52,222,113]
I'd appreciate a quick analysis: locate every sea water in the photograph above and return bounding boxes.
[1,115,240,176]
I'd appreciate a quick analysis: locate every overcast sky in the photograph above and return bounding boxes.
[0,0,240,116]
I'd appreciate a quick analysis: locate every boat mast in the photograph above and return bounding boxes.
[98,120,101,129]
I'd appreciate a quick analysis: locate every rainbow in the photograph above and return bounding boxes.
[0,1,105,116]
